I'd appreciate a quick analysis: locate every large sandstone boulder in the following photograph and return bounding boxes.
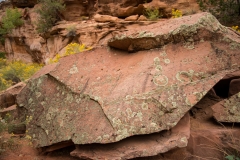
[16,12,240,159]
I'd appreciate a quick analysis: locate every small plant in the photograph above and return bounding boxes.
[36,0,65,33]
[4,113,12,123]
[231,26,240,32]
[49,43,92,63]
[172,9,183,18]
[80,16,89,20]
[66,25,76,37]
[226,155,240,160]
[0,52,6,59]
[0,118,7,133]
[0,136,20,155]
[144,7,161,21]
[0,58,7,69]
[197,0,240,26]
[0,73,11,91]
[0,8,23,43]
[25,116,32,125]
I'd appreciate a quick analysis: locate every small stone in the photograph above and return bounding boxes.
[138,15,148,21]
[125,15,139,21]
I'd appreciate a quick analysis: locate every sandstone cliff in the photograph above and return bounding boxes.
[0,0,200,64]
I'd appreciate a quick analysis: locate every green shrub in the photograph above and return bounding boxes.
[197,0,240,26]
[0,52,6,59]
[0,8,23,43]
[0,8,23,35]
[0,120,7,133]
[226,155,240,160]
[36,0,65,33]
[144,7,161,21]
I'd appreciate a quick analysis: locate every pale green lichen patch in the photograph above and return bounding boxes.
[213,92,240,123]
[213,93,240,123]
[153,74,168,86]
[17,74,117,147]
[69,64,78,74]
[176,70,210,83]
[155,65,162,71]
[164,59,170,64]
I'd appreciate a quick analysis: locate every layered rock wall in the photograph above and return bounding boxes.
[1,0,200,64]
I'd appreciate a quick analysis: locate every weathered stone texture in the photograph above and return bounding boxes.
[212,92,240,122]
[71,113,190,160]
[17,13,240,160]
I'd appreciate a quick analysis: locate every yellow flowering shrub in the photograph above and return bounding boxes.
[0,61,42,91]
[50,43,92,63]
[0,58,6,69]
[172,9,182,18]
[232,26,240,32]
[0,73,11,91]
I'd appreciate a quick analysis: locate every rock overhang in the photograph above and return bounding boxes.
[108,12,237,52]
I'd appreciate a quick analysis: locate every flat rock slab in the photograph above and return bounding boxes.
[17,12,240,148]
[212,92,240,122]
[108,12,240,52]
[71,113,190,160]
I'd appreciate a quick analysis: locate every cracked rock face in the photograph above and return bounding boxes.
[212,92,240,123]
[70,113,190,160]
[17,12,240,154]
[108,12,239,52]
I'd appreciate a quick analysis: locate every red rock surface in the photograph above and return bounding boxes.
[212,92,240,123]
[0,82,26,109]
[70,113,190,160]
[16,13,240,154]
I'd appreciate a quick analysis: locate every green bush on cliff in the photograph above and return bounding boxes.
[197,0,240,25]
[36,0,65,33]
[0,8,23,43]
[144,7,162,21]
